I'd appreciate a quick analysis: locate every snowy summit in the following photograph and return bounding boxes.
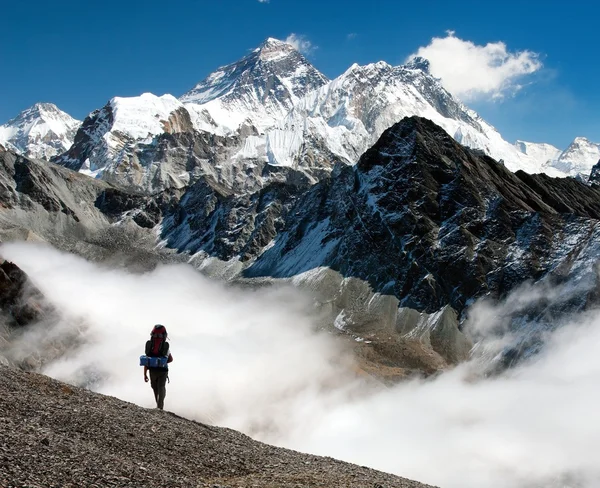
[0,103,81,160]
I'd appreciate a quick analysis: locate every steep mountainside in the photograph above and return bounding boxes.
[0,364,434,488]
[0,103,81,160]
[276,57,557,176]
[52,94,262,193]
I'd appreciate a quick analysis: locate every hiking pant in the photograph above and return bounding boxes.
[149,369,168,409]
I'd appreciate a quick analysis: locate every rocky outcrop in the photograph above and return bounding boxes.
[0,364,435,488]
[0,260,49,327]
[588,159,600,186]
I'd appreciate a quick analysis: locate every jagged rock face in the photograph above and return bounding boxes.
[161,169,312,262]
[52,94,200,190]
[235,117,600,314]
[0,103,81,160]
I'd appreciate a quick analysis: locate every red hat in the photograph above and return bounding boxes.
[151,324,167,338]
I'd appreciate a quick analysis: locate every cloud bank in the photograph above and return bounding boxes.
[2,242,600,488]
[408,31,542,101]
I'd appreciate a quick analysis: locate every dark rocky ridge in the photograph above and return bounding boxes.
[165,116,600,316]
[0,364,435,488]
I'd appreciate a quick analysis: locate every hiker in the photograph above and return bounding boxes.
[143,324,173,410]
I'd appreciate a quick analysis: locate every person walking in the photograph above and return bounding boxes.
[143,324,173,410]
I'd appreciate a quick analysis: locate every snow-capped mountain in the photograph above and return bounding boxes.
[180,37,329,132]
[55,93,192,179]
[551,137,600,177]
[267,56,562,176]
[514,137,600,178]
[53,39,338,193]
[50,37,598,193]
[0,103,81,160]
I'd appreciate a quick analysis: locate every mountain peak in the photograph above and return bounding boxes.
[357,116,462,172]
[180,37,328,127]
[8,102,67,123]
[0,103,81,160]
[572,136,593,145]
[405,56,431,73]
[255,37,297,62]
[259,37,290,49]
[28,102,60,114]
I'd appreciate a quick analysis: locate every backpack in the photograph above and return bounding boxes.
[145,338,169,357]
[140,331,170,368]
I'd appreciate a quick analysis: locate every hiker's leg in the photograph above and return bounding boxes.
[157,372,167,410]
[149,370,159,405]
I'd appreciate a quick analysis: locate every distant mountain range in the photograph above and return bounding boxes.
[1,38,598,194]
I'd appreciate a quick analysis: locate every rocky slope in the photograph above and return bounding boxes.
[0,103,81,160]
[0,364,435,488]
[0,143,180,269]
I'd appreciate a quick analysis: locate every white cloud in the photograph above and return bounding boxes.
[285,33,315,55]
[6,242,600,487]
[257,0,269,3]
[408,31,542,101]
[347,33,357,40]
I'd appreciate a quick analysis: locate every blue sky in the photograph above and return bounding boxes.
[1,0,597,148]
